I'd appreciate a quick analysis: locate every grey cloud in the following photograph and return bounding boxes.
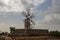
[0,0,24,12]
[0,0,60,32]
[20,0,34,8]
[43,14,60,25]
[0,2,5,6]
[33,0,60,31]
[46,0,60,25]
[52,0,60,14]
[20,0,46,8]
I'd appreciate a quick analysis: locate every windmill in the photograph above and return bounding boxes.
[22,8,35,29]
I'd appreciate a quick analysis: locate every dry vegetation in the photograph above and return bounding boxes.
[0,36,60,40]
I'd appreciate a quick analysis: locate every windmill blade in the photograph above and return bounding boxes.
[27,13,30,16]
[30,14,35,18]
[26,8,30,13]
[26,8,31,15]
[31,20,35,25]
[22,11,27,17]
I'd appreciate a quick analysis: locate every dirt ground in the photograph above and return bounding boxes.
[0,36,60,40]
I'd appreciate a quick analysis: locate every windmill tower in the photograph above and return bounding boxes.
[22,8,35,29]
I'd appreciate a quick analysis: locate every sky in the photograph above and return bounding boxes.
[0,0,60,32]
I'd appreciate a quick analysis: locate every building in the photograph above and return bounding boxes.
[10,27,49,36]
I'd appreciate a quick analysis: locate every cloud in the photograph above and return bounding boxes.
[52,0,60,14]
[0,22,10,32]
[0,0,47,12]
[0,21,24,32]
[34,20,60,31]
[21,0,47,8]
[0,0,24,12]
[34,0,47,6]
[0,0,47,16]
[46,0,60,25]
[0,0,10,5]
[34,0,60,31]
[0,0,60,32]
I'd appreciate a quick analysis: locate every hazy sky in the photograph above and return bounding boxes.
[0,0,60,32]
